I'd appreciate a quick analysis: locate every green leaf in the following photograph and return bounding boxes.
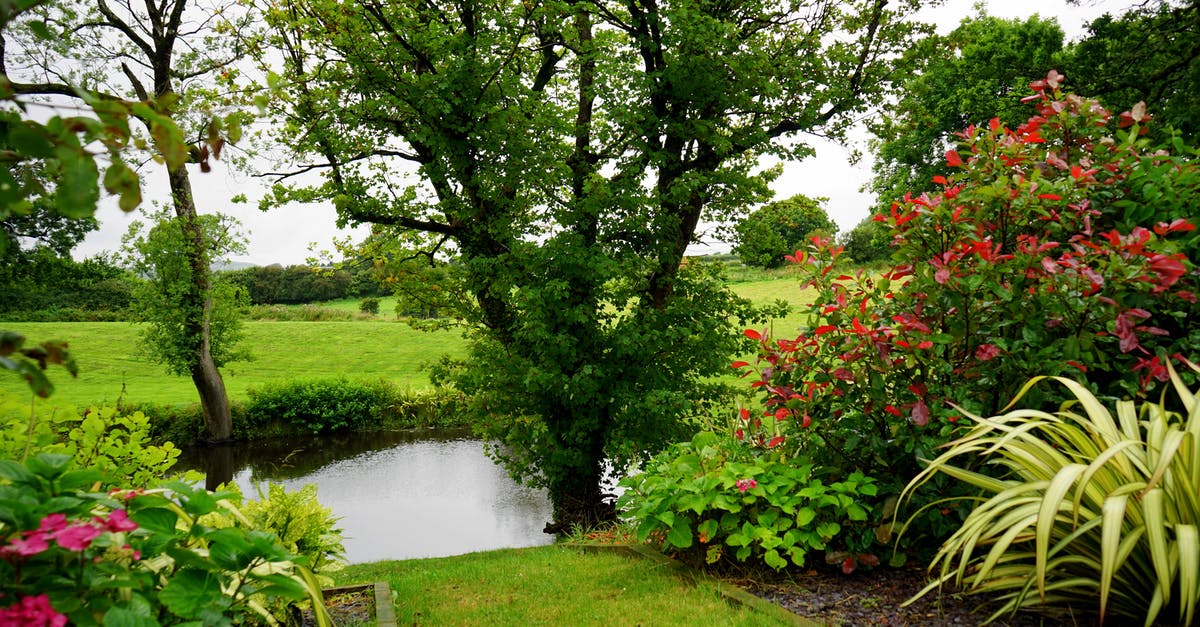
[158,568,226,618]
[666,517,693,548]
[130,507,178,535]
[9,123,54,158]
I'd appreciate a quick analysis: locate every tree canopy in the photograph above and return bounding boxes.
[261,0,930,528]
[733,194,836,269]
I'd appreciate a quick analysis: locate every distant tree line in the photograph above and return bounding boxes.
[223,264,385,306]
[0,249,387,319]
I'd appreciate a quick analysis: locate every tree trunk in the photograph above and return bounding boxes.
[169,165,233,442]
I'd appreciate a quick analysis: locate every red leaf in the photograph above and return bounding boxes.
[813,325,838,336]
[842,557,856,575]
[730,361,750,369]
[767,435,785,448]
[945,150,963,168]
[744,329,762,340]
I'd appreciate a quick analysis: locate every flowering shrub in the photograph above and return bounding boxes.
[617,431,878,572]
[0,453,331,625]
[736,72,1200,551]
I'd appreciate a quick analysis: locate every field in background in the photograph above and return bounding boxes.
[1,275,819,408]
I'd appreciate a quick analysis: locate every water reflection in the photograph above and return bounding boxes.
[177,430,554,563]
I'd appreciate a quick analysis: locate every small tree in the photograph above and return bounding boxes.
[733,195,836,268]
[123,210,249,439]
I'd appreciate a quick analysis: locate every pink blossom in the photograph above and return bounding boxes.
[735,479,757,493]
[36,514,67,534]
[0,594,67,627]
[3,532,50,557]
[52,524,101,552]
[95,510,138,533]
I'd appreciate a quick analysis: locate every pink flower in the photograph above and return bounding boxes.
[0,594,67,627]
[95,510,138,533]
[735,479,757,493]
[52,524,101,552]
[37,514,68,534]
[3,532,50,557]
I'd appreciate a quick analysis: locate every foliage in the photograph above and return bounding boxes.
[738,76,1200,551]
[732,195,836,269]
[837,216,891,266]
[358,297,379,315]
[0,250,135,316]
[1064,0,1200,144]
[0,453,330,626]
[0,395,183,489]
[224,265,355,306]
[122,209,250,377]
[237,483,345,577]
[240,378,461,435]
[0,206,97,260]
[618,430,878,572]
[263,0,931,529]
[868,12,1064,212]
[900,362,1200,626]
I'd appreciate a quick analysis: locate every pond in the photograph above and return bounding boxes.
[177,429,555,563]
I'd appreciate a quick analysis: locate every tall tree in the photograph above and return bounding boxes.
[1064,0,1200,143]
[263,0,929,529]
[868,12,1064,211]
[2,0,254,439]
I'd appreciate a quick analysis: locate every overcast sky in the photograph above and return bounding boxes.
[70,0,1138,266]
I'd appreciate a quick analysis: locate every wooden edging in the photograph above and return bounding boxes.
[320,582,397,627]
[565,543,821,627]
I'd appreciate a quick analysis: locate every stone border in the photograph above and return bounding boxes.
[565,543,821,626]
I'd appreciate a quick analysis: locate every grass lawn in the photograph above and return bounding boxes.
[1,276,818,408]
[335,545,799,626]
[0,321,468,407]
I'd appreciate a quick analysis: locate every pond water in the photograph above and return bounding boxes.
[177,429,555,563]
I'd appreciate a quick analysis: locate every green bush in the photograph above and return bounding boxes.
[0,392,183,488]
[618,430,878,572]
[901,361,1200,626]
[245,379,385,434]
[359,297,380,315]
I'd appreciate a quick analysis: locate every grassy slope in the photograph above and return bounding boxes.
[1,277,816,408]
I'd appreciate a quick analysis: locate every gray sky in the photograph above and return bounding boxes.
[71,0,1136,266]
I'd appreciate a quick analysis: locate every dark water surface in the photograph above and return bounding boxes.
[177,429,554,563]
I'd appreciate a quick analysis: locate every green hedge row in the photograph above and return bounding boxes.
[134,380,468,444]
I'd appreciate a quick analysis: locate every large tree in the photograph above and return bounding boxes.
[1063,0,1200,143]
[2,0,254,439]
[867,12,1064,211]
[263,0,929,529]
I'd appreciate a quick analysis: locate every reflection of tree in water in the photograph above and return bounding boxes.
[177,428,474,483]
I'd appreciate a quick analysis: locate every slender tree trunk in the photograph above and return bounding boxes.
[168,165,233,442]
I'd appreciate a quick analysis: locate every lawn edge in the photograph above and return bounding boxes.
[565,542,819,626]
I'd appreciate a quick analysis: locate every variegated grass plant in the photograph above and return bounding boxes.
[899,360,1200,626]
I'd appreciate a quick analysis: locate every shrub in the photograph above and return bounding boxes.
[0,392,182,488]
[736,73,1200,551]
[900,360,1200,626]
[359,297,380,315]
[0,453,331,625]
[618,429,878,572]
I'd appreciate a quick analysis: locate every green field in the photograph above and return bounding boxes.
[1,320,468,407]
[2,278,817,408]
